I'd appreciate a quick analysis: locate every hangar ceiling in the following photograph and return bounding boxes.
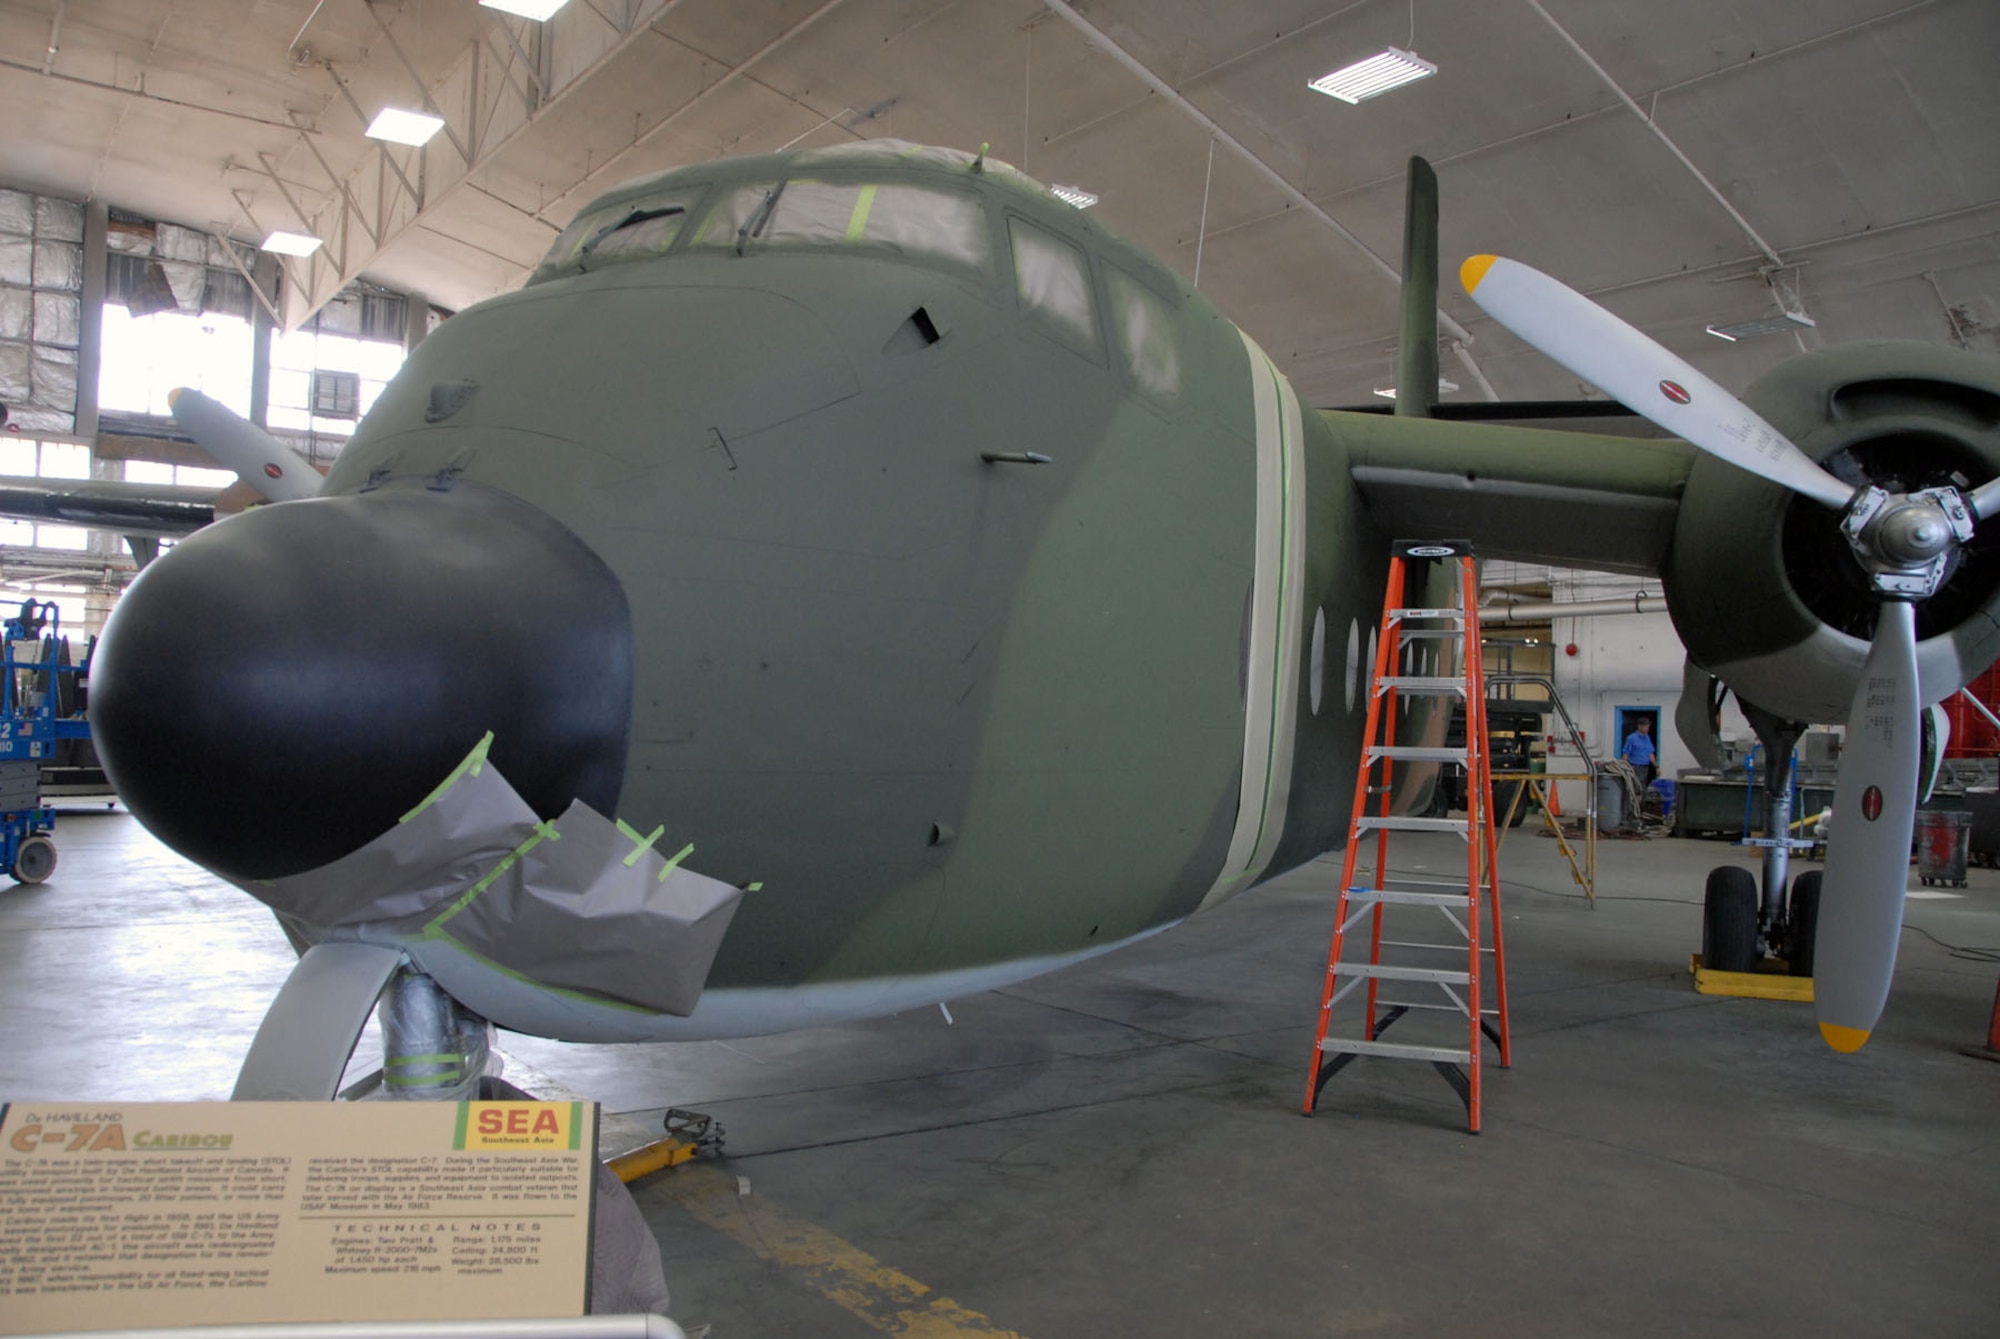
[1,0,1995,407]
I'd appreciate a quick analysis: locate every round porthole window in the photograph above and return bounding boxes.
[1310,607,1328,716]
[1360,626,1376,713]
[1344,618,1362,712]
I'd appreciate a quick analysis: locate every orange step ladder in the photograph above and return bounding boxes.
[1303,540,1511,1132]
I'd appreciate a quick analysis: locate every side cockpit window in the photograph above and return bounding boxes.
[1107,267,1181,398]
[1008,217,1097,354]
[534,189,704,279]
[690,179,992,276]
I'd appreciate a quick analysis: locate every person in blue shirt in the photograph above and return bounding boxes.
[1621,716,1657,787]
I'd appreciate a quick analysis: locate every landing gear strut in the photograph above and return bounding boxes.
[1702,702,1819,978]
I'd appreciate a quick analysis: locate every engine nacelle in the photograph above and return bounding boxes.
[1663,340,2000,725]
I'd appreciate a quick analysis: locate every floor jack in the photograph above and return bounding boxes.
[607,1110,726,1183]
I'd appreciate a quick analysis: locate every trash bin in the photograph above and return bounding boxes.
[1595,768,1624,833]
[1916,808,1971,887]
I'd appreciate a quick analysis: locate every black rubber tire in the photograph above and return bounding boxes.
[12,834,56,885]
[1786,871,1821,978]
[1702,866,1759,974]
[1491,778,1530,827]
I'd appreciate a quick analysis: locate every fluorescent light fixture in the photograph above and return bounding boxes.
[260,230,323,257]
[365,107,446,147]
[479,0,570,19]
[1309,48,1438,104]
[1372,378,1460,399]
[1050,184,1099,209]
[1706,311,1817,341]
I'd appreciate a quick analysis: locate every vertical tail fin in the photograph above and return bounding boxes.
[1396,157,1440,419]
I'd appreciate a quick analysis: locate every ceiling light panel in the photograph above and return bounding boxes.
[365,107,446,147]
[1309,48,1438,104]
[479,0,571,19]
[260,230,323,257]
[1706,312,1817,341]
[1371,379,1460,399]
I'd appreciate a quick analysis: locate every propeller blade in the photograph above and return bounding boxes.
[1814,599,1921,1052]
[168,388,322,504]
[1967,476,2000,521]
[1460,255,1855,511]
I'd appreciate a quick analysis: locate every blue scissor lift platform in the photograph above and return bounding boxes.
[0,599,92,884]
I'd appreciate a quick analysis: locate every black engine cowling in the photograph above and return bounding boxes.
[1664,340,2000,724]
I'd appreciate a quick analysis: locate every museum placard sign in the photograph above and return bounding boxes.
[0,1100,598,1335]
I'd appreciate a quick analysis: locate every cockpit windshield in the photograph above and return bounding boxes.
[533,170,992,281]
[534,189,705,279]
[691,179,992,274]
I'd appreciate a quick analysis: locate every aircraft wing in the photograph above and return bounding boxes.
[0,480,217,539]
[1334,409,1695,578]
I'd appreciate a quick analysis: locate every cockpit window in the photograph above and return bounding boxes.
[1107,267,1181,397]
[535,190,703,278]
[690,179,991,274]
[1009,217,1097,352]
[578,206,686,265]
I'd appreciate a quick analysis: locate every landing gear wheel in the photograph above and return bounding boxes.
[12,834,56,884]
[1786,870,1821,978]
[1702,866,1759,974]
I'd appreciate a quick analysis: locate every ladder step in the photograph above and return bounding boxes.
[1375,676,1466,693]
[1327,962,1470,985]
[1389,608,1464,620]
[1345,888,1470,908]
[1318,1037,1471,1064]
[1354,816,1468,833]
[1363,873,1472,888]
[1366,745,1467,762]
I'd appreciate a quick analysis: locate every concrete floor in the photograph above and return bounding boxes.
[3,808,1998,1336]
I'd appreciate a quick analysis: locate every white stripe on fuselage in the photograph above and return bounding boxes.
[1200,330,1307,910]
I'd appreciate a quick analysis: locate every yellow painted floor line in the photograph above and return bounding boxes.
[653,1164,1025,1338]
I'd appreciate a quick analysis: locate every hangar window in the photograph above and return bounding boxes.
[1008,218,1096,351]
[690,179,990,274]
[1107,267,1180,397]
[312,370,360,419]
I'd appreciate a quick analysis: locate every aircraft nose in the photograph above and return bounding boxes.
[92,481,632,883]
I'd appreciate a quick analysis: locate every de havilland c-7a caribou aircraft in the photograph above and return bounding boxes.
[49,140,2000,1098]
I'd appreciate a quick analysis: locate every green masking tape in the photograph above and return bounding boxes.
[618,820,668,867]
[424,820,558,933]
[656,841,695,883]
[845,184,878,241]
[400,731,496,824]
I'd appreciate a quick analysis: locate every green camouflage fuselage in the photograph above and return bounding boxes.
[319,144,1445,1040]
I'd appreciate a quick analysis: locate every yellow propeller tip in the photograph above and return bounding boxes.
[167,386,184,407]
[1818,1022,1871,1053]
[1460,254,1498,294]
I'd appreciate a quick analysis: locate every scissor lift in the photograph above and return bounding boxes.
[0,599,92,884]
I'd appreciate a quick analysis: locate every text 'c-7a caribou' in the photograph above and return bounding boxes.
[84,143,2000,1096]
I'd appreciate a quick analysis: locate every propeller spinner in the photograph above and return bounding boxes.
[1460,254,1977,1050]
